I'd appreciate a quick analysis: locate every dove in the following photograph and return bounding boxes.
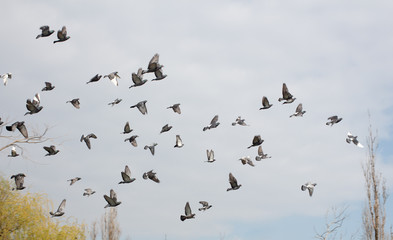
[11,173,26,190]
[124,135,138,147]
[174,135,184,148]
[43,145,60,156]
[50,199,66,217]
[104,72,120,86]
[326,116,342,126]
[227,173,242,191]
[247,135,264,149]
[203,115,220,131]
[68,177,81,186]
[119,165,136,184]
[80,133,97,149]
[290,103,306,117]
[198,201,212,211]
[142,170,160,183]
[301,182,317,197]
[278,83,296,104]
[130,100,148,115]
[42,82,55,91]
[83,188,96,197]
[144,143,158,155]
[36,25,54,39]
[66,98,80,109]
[346,132,364,148]
[104,189,121,208]
[260,96,273,110]
[180,202,195,221]
[167,103,181,114]
[53,26,70,43]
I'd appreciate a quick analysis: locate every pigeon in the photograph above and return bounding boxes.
[278,83,296,104]
[104,72,120,86]
[198,201,212,211]
[25,93,43,115]
[301,182,317,197]
[108,98,122,106]
[143,170,160,183]
[130,100,148,115]
[86,74,102,84]
[255,145,271,161]
[227,173,241,191]
[239,156,255,167]
[142,53,163,74]
[346,132,364,148]
[1,73,12,86]
[180,202,195,221]
[167,103,181,114]
[260,96,273,110]
[36,25,54,39]
[43,145,59,156]
[119,165,136,184]
[11,173,26,190]
[144,143,158,155]
[83,188,96,197]
[203,115,220,131]
[152,68,167,81]
[247,135,264,149]
[104,189,121,208]
[129,68,147,88]
[206,149,216,163]
[42,82,55,91]
[80,133,97,149]
[174,135,184,148]
[290,103,306,117]
[160,124,172,134]
[53,26,70,43]
[66,98,80,109]
[6,121,28,138]
[50,199,66,217]
[326,116,342,126]
[121,122,133,134]
[231,116,248,126]
[124,135,138,147]
[68,177,81,186]
[8,146,19,157]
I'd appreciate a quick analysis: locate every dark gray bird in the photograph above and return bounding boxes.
[11,173,26,190]
[278,83,296,104]
[227,173,241,191]
[326,116,342,126]
[231,116,248,126]
[6,121,28,138]
[203,115,220,131]
[129,68,147,88]
[53,26,70,43]
[255,145,271,161]
[206,149,216,163]
[66,98,80,109]
[144,143,158,155]
[290,103,306,117]
[86,74,102,84]
[42,82,55,91]
[142,53,163,74]
[239,156,255,167]
[301,182,317,197]
[25,93,43,115]
[160,124,172,134]
[152,68,167,81]
[198,201,212,211]
[68,177,81,186]
[108,98,122,106]
[124,135,138,147]
[346,132,364,148]
[80,133,97,149]
[36,25,55,39]
[167,103,181,114]
[260,96,273,110]
[1,73,12,86]
[130,100,148,115]
[8,146,19,157]
[83,188,96,197]
[180,202,195,221]
[247,135,264,149]
[143,170,160,183]
[104,189,121,208]
[50,199,66,217]
[121,122,132,134]
[119,165,136,184]
[104,72,120,86]
[174,135,183,148]
[43,145,59,156]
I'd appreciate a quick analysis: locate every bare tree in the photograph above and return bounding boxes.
[100,208,121,240]
[90,220,98,240]
[315,206,348,240]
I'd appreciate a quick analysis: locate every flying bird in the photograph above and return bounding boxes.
[68,177,81,186]
[104,72,120,86]
[6,121,28,138]
[198,201,212,211]
[83,188,96,197]
[239,156,255,167]
[227,173,242,191]
[206,149,216,163]
[142,53,163,74]
[130,100,148,115]
[108,98,122,106]
[203,115,220,131]
[104,189,121,208]
[260,96,273,110]
[36,25,54,39]
[86,74,102,84]
[174,135,184,148]
[11,173,26,190]
[43,145,59,156]
[143,170,160,183]
[53,26,70,43]
[8,146,19,157]
[160,124,172,134]
[346,132,364,148]
[124,135,138,147]
[50,199,66,217]
[121,122,132,134]
[180,202,195,221]
[129,68,147,88]
[167,103,181,114]
[255,145,271,161]
[301,182,317,197]
[144,143,158,155]
[119,165,136,184]
[25,93,43,115]
[231,116,248,126]
[80,133,97,149]
[278,83,296,104]
[289,103,306,117]
[326,116,342,126]
[42,82,55,91]
[248,135,264,149]
[66,98,80,109]
[1,73,12,86]
[152,68,167,81]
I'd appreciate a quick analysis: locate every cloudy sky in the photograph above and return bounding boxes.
[1,0,393,239]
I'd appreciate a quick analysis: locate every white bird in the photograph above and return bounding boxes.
[255,145,271,161]
[289,103,306,117]
[1,73,12,86]
[346,132,364,148]
[239,156,255,167]
[50,199,66,217]
[203,115,220,131]
[231,116,248,126]
[104,72,120,86]
[198,201,212,211]
[206,149,215,163]
[174,135,184,148]
[301,182,317,197]
[83,188,96,197]
[8,146,19,157]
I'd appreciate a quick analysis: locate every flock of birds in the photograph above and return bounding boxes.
[2,25,366,222]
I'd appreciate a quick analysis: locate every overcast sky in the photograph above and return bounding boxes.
[1,1,393,239]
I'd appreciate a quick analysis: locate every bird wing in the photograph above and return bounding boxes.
[252,135,261,145]
[257,145,263,156]
[328,116,338,121]
[229,173,238,188]
[61,26,67,37]
[17,122,28,138]
[137,68,144,78]
[26,100,37,112]
[185,202,192,215]
[124,122,130,133]
[295,103,303,113]
[16,175,25,188]
[154,68,164,78]
[282,83,293,99]
[87,133,97,139]
[43,146,52,154]
[211,115,219,125]
[262,96,269,107]
[131,73,142,84]
[199,201,208,207]
[110,189,117,202]
[121,171,131,182]
[104,195,116,205]
[84,138,91,149]
[148,53,159,70]
[57,199,66,212]
[124,165,131,178]
[176,135,182,145]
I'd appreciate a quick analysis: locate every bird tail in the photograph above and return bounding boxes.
[180,215,187,221]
